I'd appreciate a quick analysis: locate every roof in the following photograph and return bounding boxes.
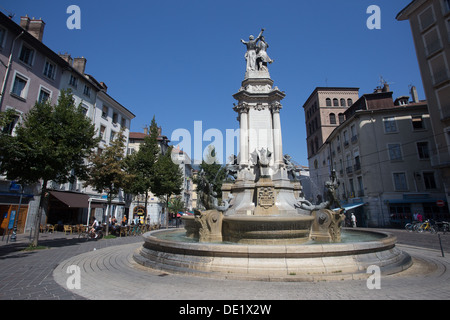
[396,0,427,21]
[301,87,360,109]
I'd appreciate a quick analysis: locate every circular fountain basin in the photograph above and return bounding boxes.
[133,228,412,281]
[222,215,314,244]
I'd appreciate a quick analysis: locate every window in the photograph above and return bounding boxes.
[329,113,336,124]
[99,125,106,140]
[326,98,332,107]
[347,99,353,107]
[83,85,91,97]
[419,6,436,30]
[69,75,78,88]
[112,112,118,124]
[412,115,425,130]
[110,130,116,142]
[388,144,403,161]
[417,141,430,159]
[102,105,108,118]
[384,117,397,133]
[11,73,28,99]
[338,113,345,124]
[333,98,339,107]
[2,111,19,135]
[0,27,6,48]
[429,53,449,85]
[80,103,89,116]
[443,0,450,14]
[43,60,56,80]
[121,117,126,128]
[340,99,346,107]
[38,87,51,103]
[393,172,408,191]
[423,27,442,56]
[423,172,437,189]
[19,44,34,66]
[357,176,364,196]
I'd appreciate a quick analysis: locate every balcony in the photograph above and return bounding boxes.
[353,162,361,172]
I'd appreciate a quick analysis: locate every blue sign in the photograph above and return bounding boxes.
[9,181,21,192]
[8,211,16,230]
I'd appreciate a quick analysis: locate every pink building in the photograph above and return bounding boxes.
[0,14,67,125]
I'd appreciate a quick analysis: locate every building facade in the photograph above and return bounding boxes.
[397,0,450,212]
[0,13,135,233]
[305,84,448,227]
[303,87,360,158]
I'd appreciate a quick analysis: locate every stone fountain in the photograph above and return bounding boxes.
[134,29,412,280]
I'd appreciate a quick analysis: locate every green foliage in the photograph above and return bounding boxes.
[168,196,185,214]
[194,146,226,201]
[0,90,99,185]
[123,116,159,198]
[151,145,183,199]
[0,89,99,246]
[86,129,128,199]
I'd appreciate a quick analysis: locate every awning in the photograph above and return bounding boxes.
[334,202,365,211]
[49,191,89,208]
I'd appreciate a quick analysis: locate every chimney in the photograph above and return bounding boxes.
[73,57,87,74]
[100,82,108,92]
[59,53,73,65]
[20,15,45,41]
[382,83,390,92]
[410,86,419,103]
[143,127,148,135]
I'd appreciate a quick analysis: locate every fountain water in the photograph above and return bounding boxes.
[134,29,412,280]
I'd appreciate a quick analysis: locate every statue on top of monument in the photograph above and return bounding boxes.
[241,28,267,72]
[256,36,274,72]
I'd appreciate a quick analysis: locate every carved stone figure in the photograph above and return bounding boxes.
[241,29,264,72]
[256,36,273,71]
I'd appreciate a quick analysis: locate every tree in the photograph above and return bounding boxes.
[0,90,99,247]
[123,116,159,223]
[86,130,129,235]
[151,146,183,228]
[194,146,226,209]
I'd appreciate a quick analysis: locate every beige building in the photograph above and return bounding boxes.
[127,129,170,226]
[305,84,448,227]
[397,0,450,212]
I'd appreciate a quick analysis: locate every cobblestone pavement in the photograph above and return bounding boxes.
[1,228,450,300]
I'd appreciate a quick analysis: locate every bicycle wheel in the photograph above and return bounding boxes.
[430,226,437,234]
[78,231,90,241]
[405,223,413,232]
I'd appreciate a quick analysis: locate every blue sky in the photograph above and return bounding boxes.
[2,0,423,166]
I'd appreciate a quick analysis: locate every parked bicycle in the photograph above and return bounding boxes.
[405,221,421,232]
[434,221,450,234]
[417,219,437,234]
[78,228,104,241]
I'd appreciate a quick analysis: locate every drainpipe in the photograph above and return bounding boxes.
[0,31,25,111]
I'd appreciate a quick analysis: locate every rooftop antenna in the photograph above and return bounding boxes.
[0,6,15,18]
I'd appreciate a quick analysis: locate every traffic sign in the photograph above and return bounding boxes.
[437,200,445,207]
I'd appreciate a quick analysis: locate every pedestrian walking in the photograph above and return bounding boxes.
[351,213,357,228]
